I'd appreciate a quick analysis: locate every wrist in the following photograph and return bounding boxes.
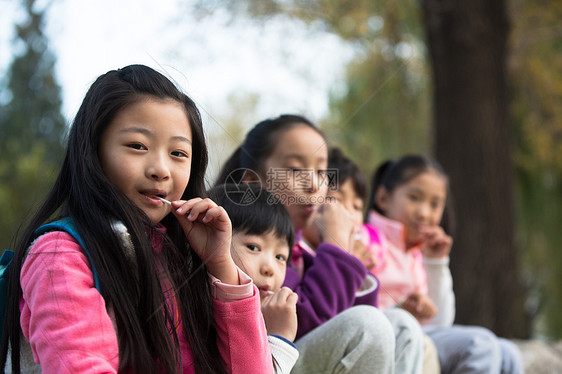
[269,334,298,347]
[423,255,450,266]
[207,257,239,285]
[268,328,297,343]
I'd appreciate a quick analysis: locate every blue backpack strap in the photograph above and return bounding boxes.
[0,250,15,334]
[0,250,14,279]
[33,217,101,293]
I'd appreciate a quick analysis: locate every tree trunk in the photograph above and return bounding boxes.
[421,0,528,338]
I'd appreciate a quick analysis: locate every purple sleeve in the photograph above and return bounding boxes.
[282,243,372,339]
[355,274,380,307]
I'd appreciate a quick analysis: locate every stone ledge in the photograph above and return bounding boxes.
[513,340,562,373]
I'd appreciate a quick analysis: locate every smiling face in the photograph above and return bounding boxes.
[260,125,328,231]
[98,98,193,224]
[231,231,290,299]
[376,170,447,247]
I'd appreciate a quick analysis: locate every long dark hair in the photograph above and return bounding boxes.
[366,154,455,235]
[0,65,226,373]
[214,114,325,186]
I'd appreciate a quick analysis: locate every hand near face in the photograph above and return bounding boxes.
[350,232,376,270]
[261,287,299,342]
[172,198,238,285]
[313,201,355,252]
[401,292,437,320]
[420,225,452,258]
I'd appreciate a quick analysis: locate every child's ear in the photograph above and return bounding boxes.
[375,186,390,213]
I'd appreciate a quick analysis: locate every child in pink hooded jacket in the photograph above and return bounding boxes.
[1,65,273,374]
[364,155,523,374]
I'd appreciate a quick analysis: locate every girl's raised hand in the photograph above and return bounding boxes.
[172,198,238,285]
[420,225,453,258]
[313,200,355,252]
[261,287,299,342]
[401,292,437,320]
[350,231,376,270]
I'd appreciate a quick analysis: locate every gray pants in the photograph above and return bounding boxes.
[291,305,395,373]
[384,307,424,374]
[424,325,524,374]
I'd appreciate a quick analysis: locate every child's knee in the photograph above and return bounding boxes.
[384,307,424,345]
[460,326,502,362]
[430,326,503,372]
[498,338,524,374]
[467,326,498,345]
[339,306,395,346]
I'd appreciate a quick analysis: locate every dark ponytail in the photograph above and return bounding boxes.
[214,146,245,186]
[366,160,395,218]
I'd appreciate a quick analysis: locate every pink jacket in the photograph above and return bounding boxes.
[365,211,455,327]
[364,212,428,309]
[20,231,273,373]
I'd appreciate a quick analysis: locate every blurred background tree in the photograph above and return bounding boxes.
[0,0,66,249]
[196,0,562,339]
[421,0,524,338]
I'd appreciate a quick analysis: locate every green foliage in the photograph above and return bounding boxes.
[197,0,432,175]
[516,171,562,337]
[206,92,262,185]
[509,0,562,338]
[324,41,431,179]
[510,0,562,174]
[0,144,57,245]
[0,0,65,248]
[197,0,423,44]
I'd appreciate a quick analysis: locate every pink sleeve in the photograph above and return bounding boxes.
[213,269,274,373]
[209,267,254,302]
[20,232,119,374]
